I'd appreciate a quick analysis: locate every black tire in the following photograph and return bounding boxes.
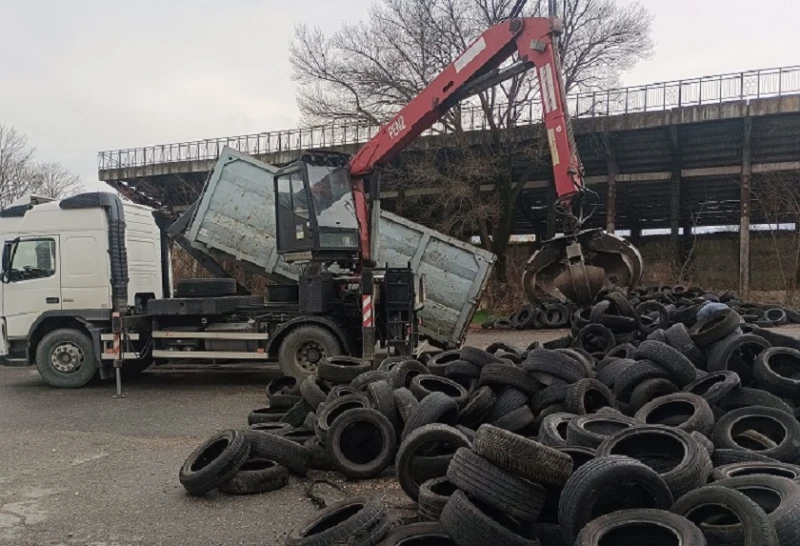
[300,375,330,410]
[690,308,742,347]
[327,408,396,479]
[754,346,800,397]
[327,385,360,402]
[630,378,679,413]
[614,359,672,402]
[280,399,315,428]
[279,326,342,379]
[378,356,406,372]
[473,424,573,486]
[460,346,503,367]
[634,393,715,436]
[713,406,800,463]
[479,363,538,396]
[392,387,419,427]
[596,358,635,389]
[440,490,541,546]
[285,496,387,546]
[637,301,670,334]
[174,277,236,297]
[597,424,712,499]
[486,342,522,357]
[218,458,289,495]
[349,370,391,391]
[683,370,741,405]
[576,508,706,546]
[389,360,429,389]
[427,350,461,376]
[409,375,469,405]
[244,429,311,476]
[555,348,595,377]
[250,422,293,434]
[447,447,547,522]
[692,431,715,457]
[417,478,457,521]
[376,523,454,545]
[484,387,528,422]
[402,392,459,440]
[269,393,303,410]
[566,414,638,449]
[396,424,470,502]
[573,324,616,356]
[491,405,535,432]
[35,328,98,388]
[558,455,674,544]
[277,427,315,445]
[565,379,617,415]
[558,445,596,470]
[539,412,576,447]
[712,461,800,482]
[444,360,481,384]
[718,386,794,415]
[267,376,301,397]
[457,386,496,428]
[635,340,697,387]
[366,380,398,431]
[670,485,779,546]
[179,429,250,496]
[665,323,705,367]
[712,449,780,466]
[533,383,569,413]
[707,332,770,384]
[524,350,586,384]
[304,436,333,470]
[248,406,286,425]
[709,475,800,546]
[318,356,371,385]
[315,394,371,441]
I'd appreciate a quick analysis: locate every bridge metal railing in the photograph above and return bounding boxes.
[98,65,800,172]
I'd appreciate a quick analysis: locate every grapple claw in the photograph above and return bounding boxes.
[523,229,643,306]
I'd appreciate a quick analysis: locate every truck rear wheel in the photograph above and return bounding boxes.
[35,328,98,388]
[278,326,342,380]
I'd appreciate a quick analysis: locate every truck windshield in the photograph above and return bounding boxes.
[306,165,358,250]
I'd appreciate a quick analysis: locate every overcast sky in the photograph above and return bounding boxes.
[0,0,798,190]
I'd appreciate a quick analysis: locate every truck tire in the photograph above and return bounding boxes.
[174,278,236,298]
[278,326,342,379]
[35,328,98,388]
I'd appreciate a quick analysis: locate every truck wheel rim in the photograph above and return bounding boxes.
[296,342,324,373]
[51,342,84,373]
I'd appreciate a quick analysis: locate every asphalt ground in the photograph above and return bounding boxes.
[1,326,796,545]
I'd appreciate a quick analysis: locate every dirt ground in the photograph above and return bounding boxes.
[0,327,797,545]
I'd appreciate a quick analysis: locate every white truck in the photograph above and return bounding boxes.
[0,151,494,389]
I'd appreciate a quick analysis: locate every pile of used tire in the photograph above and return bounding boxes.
[179,295,800,545]
[488,284,800,330]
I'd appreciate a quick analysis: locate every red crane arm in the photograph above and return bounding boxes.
[348,17,584,262]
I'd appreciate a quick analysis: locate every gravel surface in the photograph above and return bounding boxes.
[1,326,797,545]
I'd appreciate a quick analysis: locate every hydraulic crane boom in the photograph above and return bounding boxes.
[347,17,584,264]
[273,15,643,311]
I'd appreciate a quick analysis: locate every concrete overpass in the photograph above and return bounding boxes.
[99,66,800,294]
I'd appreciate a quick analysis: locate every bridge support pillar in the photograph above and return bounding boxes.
[740,116,753,297]
[606,157,617,234]
[669,126,683,270]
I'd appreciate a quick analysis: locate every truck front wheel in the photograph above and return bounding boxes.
[35,329,98,388]
[278,326,341,380]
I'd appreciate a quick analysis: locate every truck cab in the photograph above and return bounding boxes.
[0,193,166,387]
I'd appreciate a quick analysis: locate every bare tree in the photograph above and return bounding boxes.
[0,125,35,208]
[0,124,82,208]
[290,0,653,280]
[29,161,82,200]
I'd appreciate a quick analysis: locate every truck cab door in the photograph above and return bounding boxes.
[2,236,61,340]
